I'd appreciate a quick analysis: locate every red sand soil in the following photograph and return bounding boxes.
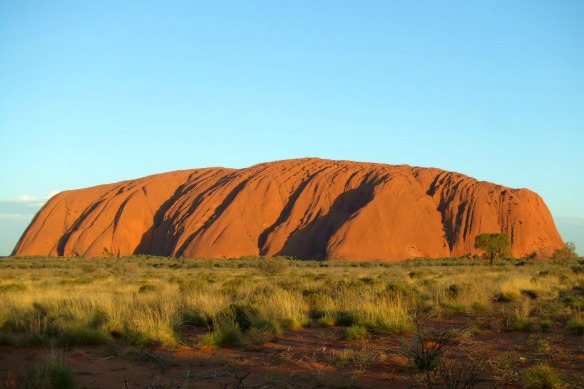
[1,320,582,388]
[13,158,563,260]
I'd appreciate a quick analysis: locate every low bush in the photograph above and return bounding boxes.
[257,258,288,276]
[318,315,337,327]
[566,316,584,335]
[522,363,564,389]
[200,316,242,348]
[345,324,368,340]
[123,307,180,348]
[510,316,534,332]
[397,325,454,371]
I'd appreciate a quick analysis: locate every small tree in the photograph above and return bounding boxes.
[474,233,512,265]
[551,242,578,261]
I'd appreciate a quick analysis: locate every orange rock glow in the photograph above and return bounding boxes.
[13,158,564,260]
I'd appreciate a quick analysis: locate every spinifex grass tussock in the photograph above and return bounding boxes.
[0,255,583,354]
[21,348,74,389]
[522,363,565,389]
[312,284,414,333]
[200,312,243,348]
[257,289,309,329]
[506,300,535,332]
[200,303,282,349]
[344,324,368,340]
[123,302,180,347]
[323,347,386,371]
[181,289,230,320]
[565,311,584,335]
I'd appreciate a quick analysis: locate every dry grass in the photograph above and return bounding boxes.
[0,256,583,351]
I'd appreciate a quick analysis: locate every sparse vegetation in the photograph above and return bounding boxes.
[488,351,522,385]
[396,315,455,371]
[420,356,482,389]
[344,324,368,340]
[0,255,582,387]
[522,363,565,389]
[21,350,74,389]
[565,314,584,335]
[552,242,578,261]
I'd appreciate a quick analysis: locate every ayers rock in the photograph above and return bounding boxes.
[13,158,564,261]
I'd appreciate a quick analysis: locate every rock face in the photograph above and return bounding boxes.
[13,158,564,260]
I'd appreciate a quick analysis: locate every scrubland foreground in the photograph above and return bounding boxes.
[0,256,583,388]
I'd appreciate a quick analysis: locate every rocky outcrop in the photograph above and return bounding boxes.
[12,158,564,260]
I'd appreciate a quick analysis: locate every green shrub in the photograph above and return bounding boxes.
[566,317,584,335]
[336,311,356,326]
[318,315,337,327]
[510,316,534,332]
[123,322,178,348]
[200,304,256,349]
[539,320,553,333]
[446,284,461,298]
[200,331,224,348]
[258,258,287,276]
[559,292,584,309]
[522,363,564,389]
[200,319,242,348]
[345,325,368,341]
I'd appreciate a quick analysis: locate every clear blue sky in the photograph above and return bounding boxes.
[1,1,583,255]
